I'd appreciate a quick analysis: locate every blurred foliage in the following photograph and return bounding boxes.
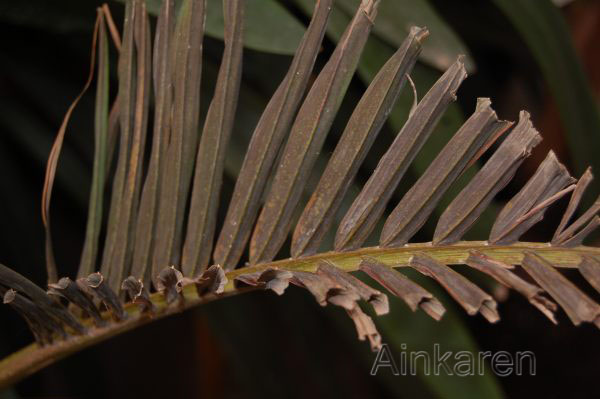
[0,0,599,398]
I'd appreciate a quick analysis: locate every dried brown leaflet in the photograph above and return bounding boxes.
[433,111,542,245]
[99,1,137,283]
[521,252,600,328]
[182,0,244,276]
[410,253,500,323]
[552,168,600,247]
[235,268,293,296]
[465,251,557,323]
[578,255,600,294]
[381,98,512,247]
[42,12,102,283]
[48,278,106,327]
[121,276,155,314]
[78,9,110,279]
[214,0,333,270]
[105,0,152,291]
[359,257,445,320]
[250,0,379,264]
[292,26,427,258]
[131,0,175,287]
[316,261,389,315]
[153,0,205,278]
[78,273,126,322]
[2,288,67,346]
[335,58,467,252]
[156,266,185,305]
[489,151,575,245]
[0,264,84,334]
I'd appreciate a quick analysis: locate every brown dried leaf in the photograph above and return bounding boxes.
[42,12,102,283]
[553,167,593,244]
[250,0,378,264]
[78,272,126,321]
[466,251,557,323]
[560,216,600,248]
[521,252,600,328]
[346,305,382,351]
[489,151,575,245]
[156,266,185,305]
[121,276,155,314]
[0,264,84,334]
[433,111,542,245]
[2,288,67,346]
[359,257,445,320]
[290,270,335,306]
[48,277,106,327]
[99,0,137,284]
[316,261,389,315]
[578,255,600,294]
[410,253,499,323]
[235,268,294,296]
[335,58,467,252]
[131,0,175,287]
[191,265,228,297]
[292,26,427,258]
[153,0,205,278]
[214,0,333,270]
[381,98,512,247]
[182,0,244,276]
[105,0,152,291]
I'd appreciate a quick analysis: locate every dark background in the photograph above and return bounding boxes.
[0,0,599,398]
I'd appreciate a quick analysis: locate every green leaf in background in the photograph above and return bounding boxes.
[141,0,306,55]
[336,0,475,73]
[493,0,600,187]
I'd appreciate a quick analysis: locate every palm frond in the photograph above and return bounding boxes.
[2,0,600,388]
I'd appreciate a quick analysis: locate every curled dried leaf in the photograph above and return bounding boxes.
[235,268,293,296]
[317,261,389,315]
[346,305,382,352]
[191,265,228,297]
[410,253,499,323]
[121,276,155,314]
[0,264,84,334]
[78,273,126,321]
[2,288,67,346]
[290,270,335,306]
[156,266,185,305]
[466,251,557,323]
[521,252,600,328]
[359,257,445,320]
[48,277,106,327]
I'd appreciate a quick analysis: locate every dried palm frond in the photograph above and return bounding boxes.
[1,0,600,388]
